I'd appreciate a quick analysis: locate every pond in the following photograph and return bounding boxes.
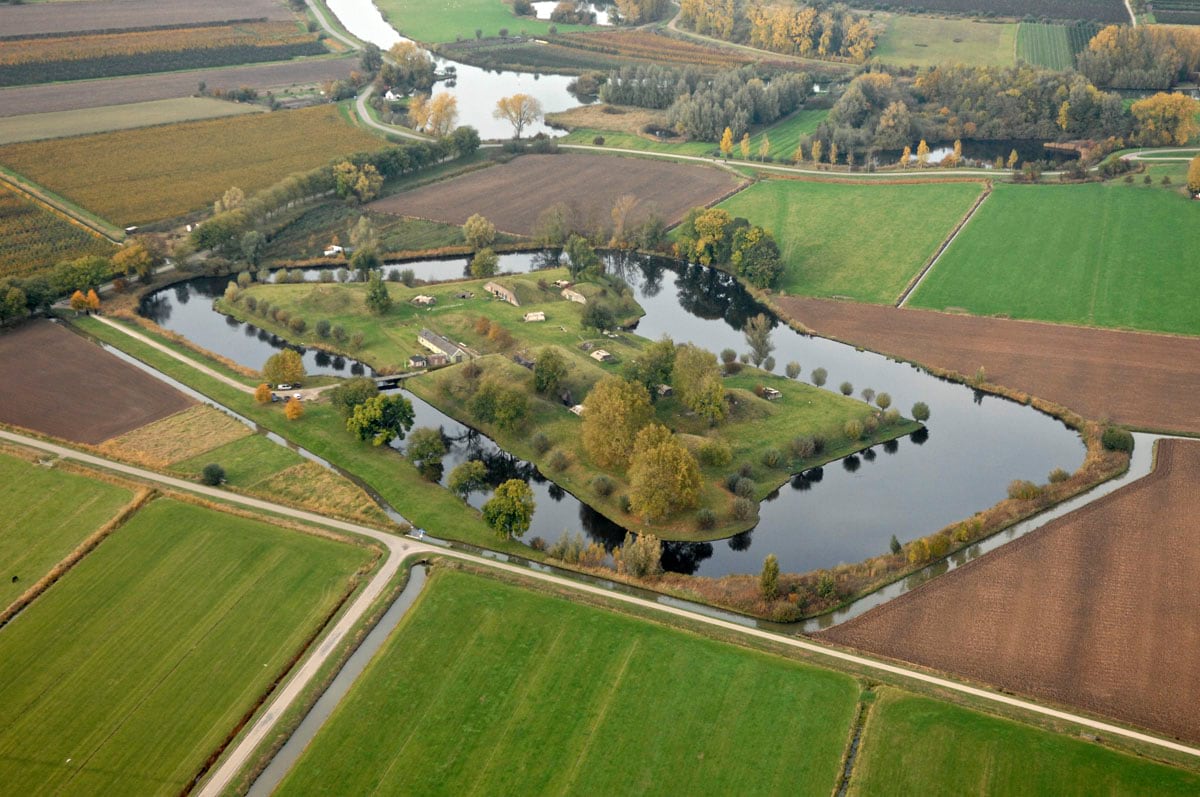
[325,0,593,139]
[140,252,1085,581]
[881,139,1080,168]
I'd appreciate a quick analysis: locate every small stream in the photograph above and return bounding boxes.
[140,253,1086,581]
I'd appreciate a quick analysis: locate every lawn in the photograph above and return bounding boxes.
[849,689,1200,796]
[717,178,986,303]
[0,97,264,146]
[0,104,386,225]
[1015,23,1072,70]
[0,497,373,795]
[276,568,859,795]
[873,14,1017,69]
[376,0,597,44]
[909,181,1200,335]
[0,450,132,608]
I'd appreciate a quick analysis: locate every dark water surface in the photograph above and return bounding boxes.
[140,253,1084,578]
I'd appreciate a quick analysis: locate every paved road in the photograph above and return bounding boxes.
[1123,147,1199,161]
[2,425,1198,795]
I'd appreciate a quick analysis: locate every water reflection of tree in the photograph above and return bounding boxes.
[660,540,714,575]
[843,455,861,473]
[882,439,899,454]
[727,530,753,551]
[910,427,930,445]
[139,294,171,324]
[671,261,763,332]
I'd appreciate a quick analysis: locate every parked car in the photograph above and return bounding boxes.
[276,383,297,390]
[270,394,282,403]
[292,392,303,401]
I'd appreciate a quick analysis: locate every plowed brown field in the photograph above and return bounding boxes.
[370,153,745,236]
[0,320,192,444]
[777,297,1200,435]
[0,0,290,38]
[822,438,1200,743]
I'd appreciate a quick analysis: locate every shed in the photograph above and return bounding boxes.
[484,281,520,306]
[763,387,782,401]
[561,287,587,305]
[569,404,585,416]
[523,311,545,322]
[412,294,436,306]
[323,245,344,257]
[590,349,613,362]
[407,354,428,369]
[656,384,673,398]
[552,279,571,288]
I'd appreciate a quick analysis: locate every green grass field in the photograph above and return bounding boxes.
[717,179,985,303]
[748,109,829,161]
[0,451,132,607]
[0,497,372,795]
[0,98,264,146]
[173,432,303,486]
[873,14,1017,68]
[277,568,859,795]
[909,182,1200,335]
[1016,23,1073,70]
[375,0,596,44]
[850,690,1200,796]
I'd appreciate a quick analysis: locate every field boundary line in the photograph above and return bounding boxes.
[0,167,124,242]
[897,182,992,307]
[0,486,154,630]
[3,428,1200,780]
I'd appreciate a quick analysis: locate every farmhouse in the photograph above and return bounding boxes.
[417,328,467,363]
[590,349,613,362]
[484,281,520,306]
[523,311,545,322]
[412,295,436,306]
[561,287,587,305]
[407,354,428,369]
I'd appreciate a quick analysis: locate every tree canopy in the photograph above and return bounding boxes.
[262,349,305,386]
[628,424,702,520]
[494,93,544,139]
[346,394,415,446]
[482,478,535,539]
[673,344,725,425]
[582,376,653,469]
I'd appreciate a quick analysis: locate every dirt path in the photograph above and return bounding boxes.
[775,297,1200,435]
[822,438,1200,743]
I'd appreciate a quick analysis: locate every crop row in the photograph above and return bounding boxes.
[0,185,114,279]
[861,0,1128,23]
[0,42,327,87]
[552,30,755,68]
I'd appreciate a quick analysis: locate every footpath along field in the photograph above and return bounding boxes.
[0,449,132,609]
[849,690,1200,796]
[276,568,859,796]
[0,105,387,226]
[909,182,1200,335]
[717,179,985,303]
[0,497,374,795]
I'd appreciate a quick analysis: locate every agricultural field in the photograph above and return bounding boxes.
[748,109,830,160]
[0,0,292,38]
[716,179,986,303]
[872,14,1017,69]
[0,497,374,795]
[909,182,1200,335]
[849,690,1200,796]
[0,22,327,87]
[0,183,114,277]
[1015,22,1098,70]
[371,153,745,236]
[869,0,1128,23]
[1152,0,1200,24]
[0,105,388,225]
[0,56,358,118]
[0,320,193,443]
[0,97,263,145]
[0,449,132,609]
[776,295,1200,435]
[824,439,1200,744]
[276,568,859,795]
[98,404,250,467]
[260,203,481,262]
[375,0,598,44]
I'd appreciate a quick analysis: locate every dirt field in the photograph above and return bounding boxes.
[0,57,356,118]
[370,153,745,235]
[0,320,192,444]
[822,438,1200,743]
[0,98,264,145]
[0,0,290,38]
[777,297,1200,435]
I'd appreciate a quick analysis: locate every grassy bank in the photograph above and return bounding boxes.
[375,0,596,44]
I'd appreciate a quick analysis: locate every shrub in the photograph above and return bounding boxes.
[332,324,347,342]
[591,474,616,496]
[289,317,307,334]
[863,415,879,435]
[844,419,864,440]
[201,463,225,486]
[593,135,605,145]
[531,432,551,454]
[911,401,930,422]
[861,387,875,403]
[529,536,547,552]
[350,331,365,350]
[816,572,837,599]
[244,296,257,312]
[1101,426,1134,452]
[720,348,737,365]
[1007,480,1041,500]
[762,449,783,468]
[401,269,416,287]
[316,319,331,338]
[618,494,632,512]
[875,392,892,410]
[696,508,716,530]
[547,448,570,471]
[839,381,853,396]
[733,477,755,498]
[698,439,732,467]
[319,269,333,282]
[723,361,743,375]
[811,367,827,386]
[762,356,775,372]
[1048,467,1071,484]
[790,435,816,459]
[811,434,826,454]
[785,361,800,379]
[738,462,754,478]
[724,472,741,491]
[732,497,756,521]
[882,408,900,426]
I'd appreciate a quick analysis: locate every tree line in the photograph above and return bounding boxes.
[678,0,875,62]
[1078,24,1200,90]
